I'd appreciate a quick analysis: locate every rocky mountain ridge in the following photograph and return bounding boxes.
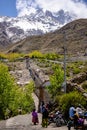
[0,9,76,48]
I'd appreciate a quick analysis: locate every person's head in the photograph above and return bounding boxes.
[42,101,44,106]
[76,104,81,108]
[33,108,36,112]
[70,104,75,108]
[73,110,76,114]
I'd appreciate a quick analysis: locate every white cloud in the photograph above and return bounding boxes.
[16,0,87,18]
[16,0,36,16]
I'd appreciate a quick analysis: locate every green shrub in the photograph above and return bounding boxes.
[7,53,23,61]
[82,81,87,90]
[58,91,86,118]
[73,67,80,74]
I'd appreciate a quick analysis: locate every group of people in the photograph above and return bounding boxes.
[68,104,84,130]
[32,101,49,127]
[32,102,86,129]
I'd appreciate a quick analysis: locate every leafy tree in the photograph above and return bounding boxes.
[0,63,34,119]
[0,53,7,59]
[48,65,64,97]
[17,82,34,113]
[29,51,43,58]
[8,82,34,116]
[0,63,15,118]
[7,53,23,61]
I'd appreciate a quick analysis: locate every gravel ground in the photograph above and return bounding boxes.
[0,113,74,130]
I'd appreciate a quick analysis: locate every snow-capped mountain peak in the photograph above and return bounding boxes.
[0,9,76,44]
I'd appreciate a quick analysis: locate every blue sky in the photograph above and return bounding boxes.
[0,0,17,17]
[0,0,87,18]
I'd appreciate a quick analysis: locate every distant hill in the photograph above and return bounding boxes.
[3,19,87,56]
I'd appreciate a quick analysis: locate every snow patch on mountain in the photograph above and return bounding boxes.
[0,9,76,43]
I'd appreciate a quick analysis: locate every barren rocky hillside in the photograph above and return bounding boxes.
[3,19,87,56]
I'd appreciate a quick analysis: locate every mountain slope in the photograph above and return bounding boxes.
[6,19,87,56]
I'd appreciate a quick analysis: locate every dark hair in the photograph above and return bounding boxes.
[73,110,76,114]
[42,101,45,106]
[33,108,36,112]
